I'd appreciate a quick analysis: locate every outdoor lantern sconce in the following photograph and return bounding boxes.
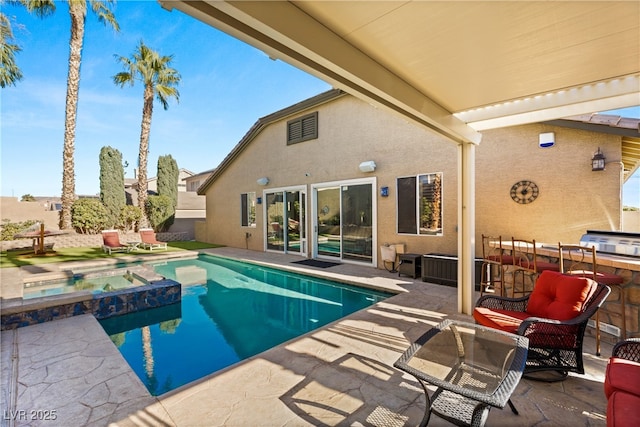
[359,160,376,173]
[257,177,270,186]
[591,147,606,171]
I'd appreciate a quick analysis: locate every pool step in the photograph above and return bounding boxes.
[127,265,165,283]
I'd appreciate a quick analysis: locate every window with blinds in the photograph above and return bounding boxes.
[397,173,443,236]
[287,112,318,145]
[241,192,256,227]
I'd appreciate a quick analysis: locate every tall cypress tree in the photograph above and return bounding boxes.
[99,146,125,228]
[156,154,178,228]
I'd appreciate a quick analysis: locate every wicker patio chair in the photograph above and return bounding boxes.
[611,338,640,361]
[474,270,611,382]
[605,338,640,426]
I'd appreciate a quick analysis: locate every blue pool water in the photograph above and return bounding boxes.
[99,254,390,396]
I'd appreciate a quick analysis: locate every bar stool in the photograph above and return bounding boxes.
[480,235,513,297]
[559,243,625,356]
[511,238,560,297]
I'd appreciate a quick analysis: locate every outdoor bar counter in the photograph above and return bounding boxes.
[493,240,640,341]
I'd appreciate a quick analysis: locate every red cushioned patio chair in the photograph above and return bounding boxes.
[474,270,610,382]
[139,228,168,251]
[101,229,129,254]
[605,338,640,427]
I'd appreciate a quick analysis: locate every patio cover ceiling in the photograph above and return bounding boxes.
[160,0,640,314]
[161,1,639,143]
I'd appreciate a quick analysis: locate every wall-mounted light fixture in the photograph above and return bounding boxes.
[359,160,376,173]
[591,147,606,171]
[256,177,270,186]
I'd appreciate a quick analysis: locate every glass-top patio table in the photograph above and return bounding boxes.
[394,319,529,427]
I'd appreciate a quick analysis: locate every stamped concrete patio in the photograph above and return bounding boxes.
[1,247,611,426]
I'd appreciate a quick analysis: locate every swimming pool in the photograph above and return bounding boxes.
[99,254,390,396]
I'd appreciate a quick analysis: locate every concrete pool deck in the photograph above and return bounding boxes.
[1,247,611,426]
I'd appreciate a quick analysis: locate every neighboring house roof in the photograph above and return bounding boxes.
[545,114,640,181]
[184,168,215,181]
[198,88,346,194]
[129,168,195,188]
[179,168,195,176]
[148,168,195,182]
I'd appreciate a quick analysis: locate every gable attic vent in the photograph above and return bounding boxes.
[287,112,318,145]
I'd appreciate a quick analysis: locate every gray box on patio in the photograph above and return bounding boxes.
[422,253,483,288]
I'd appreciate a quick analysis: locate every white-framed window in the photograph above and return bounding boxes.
[241,192,256,227]
[397,172,443,235]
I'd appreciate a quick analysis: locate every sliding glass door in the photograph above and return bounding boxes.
[314,179,375,264]
[265,188,306,255]
[316,187,341,258]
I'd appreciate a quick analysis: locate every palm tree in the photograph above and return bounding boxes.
[113,41,180,228]
[141,326,156,392]
[0,1,55,88]
[0,12,24,88]
[2,1,115,228]
[59,0,119,230]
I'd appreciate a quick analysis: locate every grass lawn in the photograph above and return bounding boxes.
[0,241,222,269]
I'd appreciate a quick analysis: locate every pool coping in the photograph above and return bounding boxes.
[198,251,411,296]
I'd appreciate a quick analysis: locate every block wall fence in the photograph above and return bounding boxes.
[0,231,188,252]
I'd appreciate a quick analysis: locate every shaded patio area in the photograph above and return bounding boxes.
[1,247,611,426]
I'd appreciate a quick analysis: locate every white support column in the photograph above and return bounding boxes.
[458,141,477,315]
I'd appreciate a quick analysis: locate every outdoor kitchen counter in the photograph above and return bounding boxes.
[538,244,640,272]
[491,240,640,272]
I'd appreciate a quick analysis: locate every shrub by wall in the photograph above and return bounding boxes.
[99,146,126,228]
[71,199,108,234]
[1,219,40,241]
[157,155,178,230]
[120,205,142,233]
[146,195,174,232]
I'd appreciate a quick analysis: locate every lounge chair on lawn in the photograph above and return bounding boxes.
[139,228,168,251]
[102,230,129,254]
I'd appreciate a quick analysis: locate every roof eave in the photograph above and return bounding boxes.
[197,88,346,194]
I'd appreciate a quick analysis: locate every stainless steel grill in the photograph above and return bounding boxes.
[579,230,640,257]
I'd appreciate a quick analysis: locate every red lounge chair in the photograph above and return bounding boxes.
[101,230,129,254]
[474,270,610,381]
[139,228,168,251]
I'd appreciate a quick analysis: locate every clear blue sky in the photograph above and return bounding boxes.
[1,0,638,207]
[1,0,330,197]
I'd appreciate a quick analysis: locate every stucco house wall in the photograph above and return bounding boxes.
[476,124,622,245]
[200,91,622,267]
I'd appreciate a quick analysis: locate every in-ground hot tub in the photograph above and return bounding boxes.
[23,268,147,299]
[1,266,181,330]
